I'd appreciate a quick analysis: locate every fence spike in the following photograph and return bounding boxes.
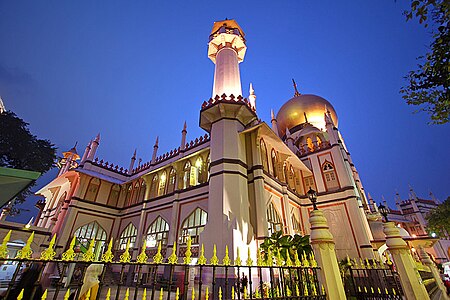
[175,287,180,300]
[372,259,378,268]
[41,289,48,300]
[101,238,114,263]
[183,236,192,264]
[191,287,195,300]
[142,288,147,300]
[321,284,325,295]
[371,287,374,294]
[159,288,163,300]
[17,231,34,259]
[137,240,148,264]
[40,234,57,260]
[302,253,309,268]
[276,286,280,297]
[294,252,301,267]
[266,248,273,266]
[385,252,393,267]
[231,286,235,299]
[244,286,248,299]
[105,288,111,300]
[16,288,24,300]
[222,245,231,266]
[286,285,292,296]
[119,240,131,263]
[275,249,283,266]
[364,286,367,293]
[235,247,242,266]
[205,287,209,300]
[296,284,300,296]
[210,244,219,265]
[153,241,163,264]
[352,258,359,268]
[385,287,389,295]
[254,288,260,298]
[218,287,222,300]
[62,236,76,261]
[392,288,396,295]
[83,239,96,262]
[198,244,207,265]
[168,241,178,264]
[312,284,317,296]
[63,288,71,300]
[285,251,293,267]
[124,288,129,300]
[365,258,371,269]
[304,285,308,296]
[359,258,365,269]
[358,286,361,293]
[377,287,382,294]
[309,253,318,267]
[256,251,264,266]
[246,247,253,266]
[0,230,11,258]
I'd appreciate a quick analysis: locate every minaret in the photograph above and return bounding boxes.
[80,141,92,165]
[87,133,100,161]
[249,83,256,109]
[271,109,279,136]
[200,20,258,261]
[129,149,137,173]
[325,108,339,145]
[208,20,247,98]
[151,137,159,164]
[395,191,402,210]
[180,121,187,151]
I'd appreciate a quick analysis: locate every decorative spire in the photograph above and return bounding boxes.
[154,136,159,148]
[304,112,308,123]
[408,184,418,200]
[271,109,279,137]
[181,122,187,151]
[249,83,256,109]
[292,79,300,97]
[271,109,276,121]
[94,133,100,143]
[129,149,137,173]
[0,96,5,114]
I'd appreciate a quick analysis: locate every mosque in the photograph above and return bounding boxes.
[24,19,448,265]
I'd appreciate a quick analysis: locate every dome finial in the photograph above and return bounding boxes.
[304,112,308,123]
[292,79,301,97]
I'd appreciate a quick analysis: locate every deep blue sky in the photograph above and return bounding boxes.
[1,1,449,223]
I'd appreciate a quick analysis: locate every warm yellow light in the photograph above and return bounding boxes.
[195,158,202,168]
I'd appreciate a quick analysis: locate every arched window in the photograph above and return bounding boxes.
[146,217,169,248]
[306,137,314,152]
[183,161,192,189]
[150,174,158,198]
[85,178,100,202]
[291,214,302,234]
[267,202,283,234]
[260,139,269,172]
[316,136,322,148]
[108,184,121,206]
[322,161,339,191]
[138,181,146,201]
[167,168,176,193]
[195,157,204,184]
[74,221,107,258]
[119,223,138,250]
[125,184,133,206]
[158,171,167,196]
[131,182,140,204]
[271,149,279,179]
[180,208,207,244]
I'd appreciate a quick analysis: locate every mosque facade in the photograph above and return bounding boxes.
[31,19,448,264]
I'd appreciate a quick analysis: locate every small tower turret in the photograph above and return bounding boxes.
[180,121,187,151]
[129,149,137,173]
[271,109,279,136]
[87,133,100,161]
[80,140,92,165]
[285,127,295,152]
[151,137,159,164]
[249,83,256,110]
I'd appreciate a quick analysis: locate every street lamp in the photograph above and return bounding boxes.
[307,187,318,210]
[378,203,390,222]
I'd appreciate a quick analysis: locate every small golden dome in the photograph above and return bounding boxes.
[276,94,338,137]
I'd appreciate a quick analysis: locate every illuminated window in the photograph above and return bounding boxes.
[146,217,169,248]
[291,214,302,234]
[180,208,207,244]
[206,154,211,181]
[306,137,314,152]
[322,161,339,191]
[196,157,204,184]
[74,221,107,258]
[131,182,140,204]
[108,184,121,206]
[138,181,146,201]
[158,171,167,196]
[316,136,322,147]
[119,223,137,250]
[260,139,269,172]
[167,168,176,193]
[303,176,316,192]
[85,178,100,202]
[267,202,283,234]
[183,161,191,189]
[150,174,158,198]
[271,149,278,179]
[125,184,133,206]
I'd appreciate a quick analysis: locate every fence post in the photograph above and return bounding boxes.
[418,246,450,299]
[309,209,347,300]
[383,221,430,300]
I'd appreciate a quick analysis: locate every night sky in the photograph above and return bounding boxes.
[1,1,449,223]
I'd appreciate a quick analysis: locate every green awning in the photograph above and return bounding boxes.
[0,167,41,208]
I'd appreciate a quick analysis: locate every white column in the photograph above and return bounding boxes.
[213,48,242,97]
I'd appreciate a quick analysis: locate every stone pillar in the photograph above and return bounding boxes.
[383,222,430,300]
[418,246,449,299]
[309,209,347,300]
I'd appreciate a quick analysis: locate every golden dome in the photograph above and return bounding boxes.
[276,94,338,137]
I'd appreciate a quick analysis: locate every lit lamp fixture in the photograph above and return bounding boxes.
[307,187,318,210]
[378,203,390,222]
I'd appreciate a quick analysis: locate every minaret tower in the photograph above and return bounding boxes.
[208,19,247,98]
[200,20,257,260]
